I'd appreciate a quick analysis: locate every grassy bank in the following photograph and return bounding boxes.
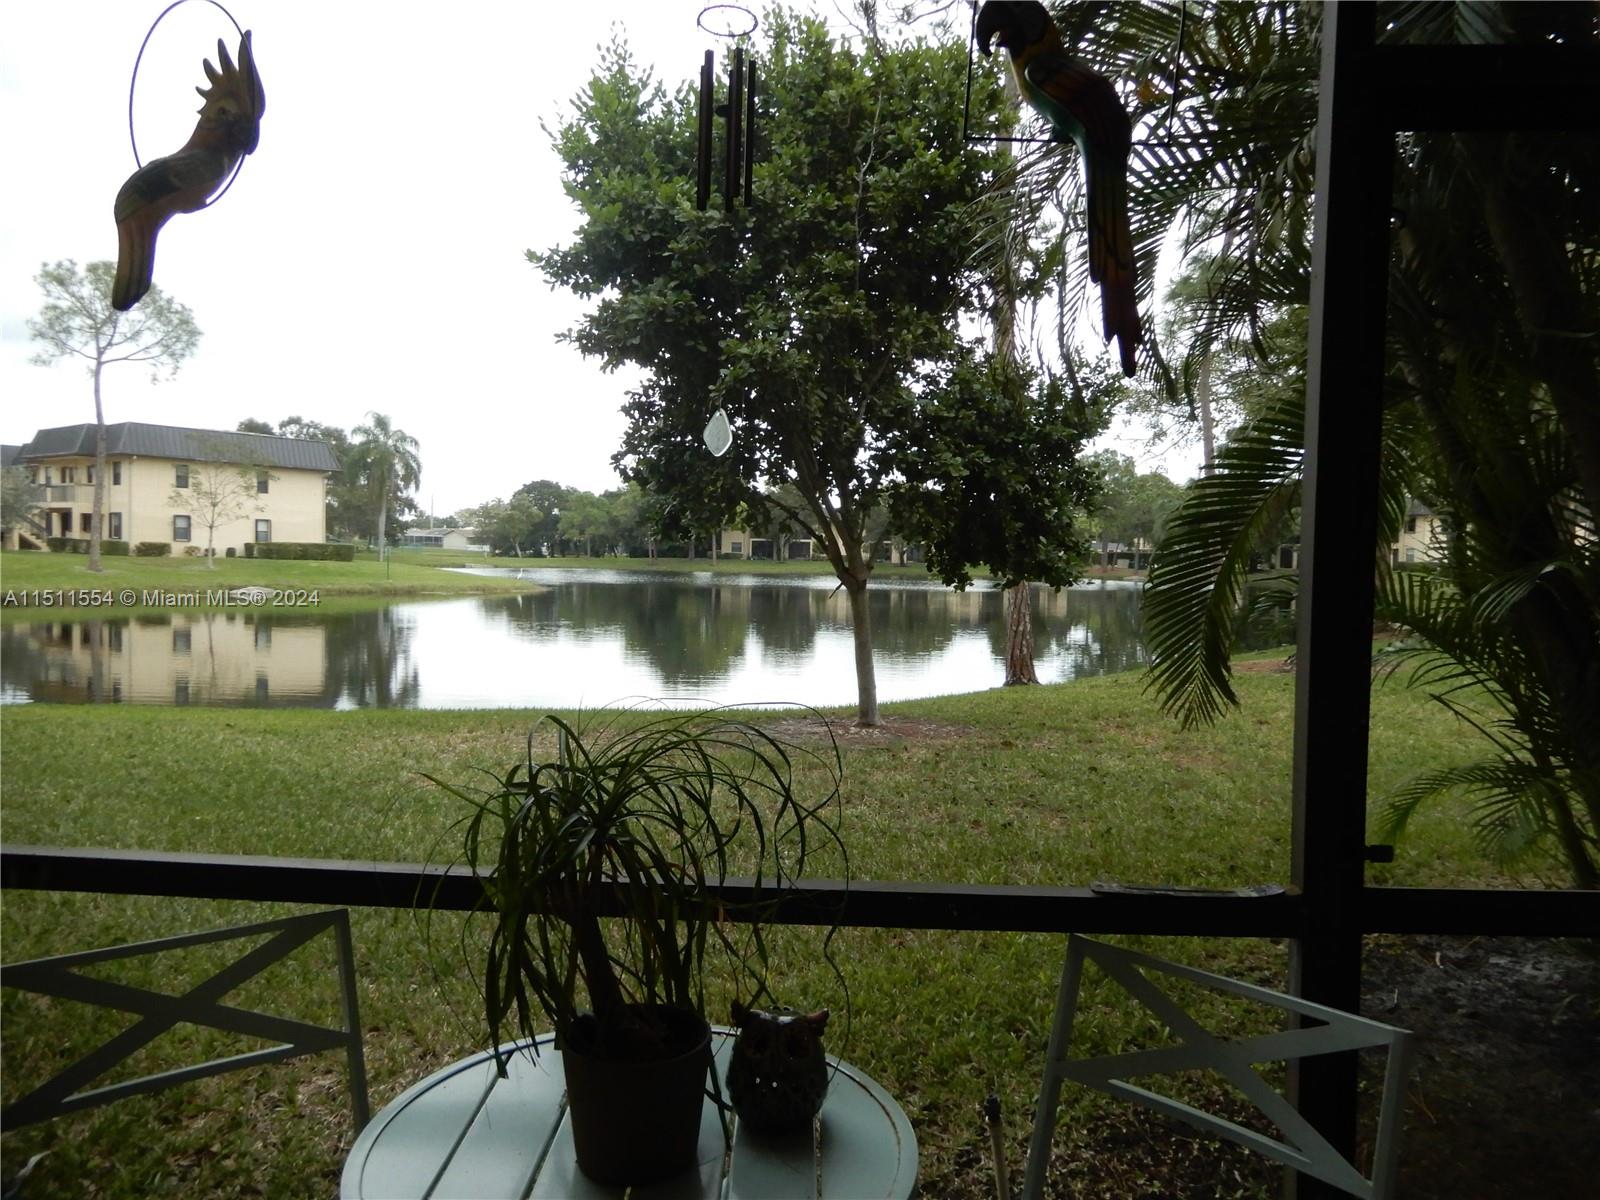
[0,672,1502,1197]
[0,549,543,619]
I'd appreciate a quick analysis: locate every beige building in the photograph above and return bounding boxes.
[1394,500,1445,565]
[17,423,339,556]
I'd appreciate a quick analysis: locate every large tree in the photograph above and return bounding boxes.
[351,412,421,561]
[28,259,200,572]
[534,13,1019,724]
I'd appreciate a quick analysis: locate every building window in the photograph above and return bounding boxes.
[109,624,123,652]
[87,465,94,484]
[62,466,76,483]
[257,471,270,494]
[1405,516,1417,534]
[255,519,271,543]
[1405,548,1417,563]
[175,678,190,705]
[176,464,190,488]
[174,514,192,542]
[109,512,122,539]
[731,541,743,555]
[254,622,272,650]
[29,467,38,484]
[80,512,93,533]
[173,627,191,655]
[113,461,122,485]
[43,467,53,486]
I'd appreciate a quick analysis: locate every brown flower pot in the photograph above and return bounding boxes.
[560,1007,713,1185]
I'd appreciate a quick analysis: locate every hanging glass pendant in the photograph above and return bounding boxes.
[703,408,733,457]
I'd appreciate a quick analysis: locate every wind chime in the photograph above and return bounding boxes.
[694,4,758,212]
[694,5,759,458]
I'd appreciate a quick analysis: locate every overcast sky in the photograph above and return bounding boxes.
[1,1,1191,519]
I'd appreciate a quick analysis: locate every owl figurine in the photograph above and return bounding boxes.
[726,1001,830,1137]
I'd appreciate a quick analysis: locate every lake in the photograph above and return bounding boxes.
[0,568,1153,710]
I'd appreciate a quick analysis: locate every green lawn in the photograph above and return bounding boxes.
[0,670,1509,1198]
[0,549,543,619]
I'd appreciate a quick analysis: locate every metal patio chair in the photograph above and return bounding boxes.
[1022,934,1413,1200]
[1,908,368,1133]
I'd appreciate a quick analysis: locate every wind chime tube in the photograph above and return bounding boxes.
[697,50,715,211]
[743,59,756,206]
[725,46,744,211]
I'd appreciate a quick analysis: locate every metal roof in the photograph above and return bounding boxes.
[16,423,340,473]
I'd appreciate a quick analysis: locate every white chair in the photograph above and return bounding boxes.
[1023,935,1412,1200]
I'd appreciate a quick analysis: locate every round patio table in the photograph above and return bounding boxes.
[341,1029,918,1199]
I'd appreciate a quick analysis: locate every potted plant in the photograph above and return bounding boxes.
[426,709,845,1186]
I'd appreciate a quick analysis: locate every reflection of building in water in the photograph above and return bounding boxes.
[9,615,327,706]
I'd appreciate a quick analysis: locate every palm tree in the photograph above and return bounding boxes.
[977,3,1599,885]
[351,412,421,562]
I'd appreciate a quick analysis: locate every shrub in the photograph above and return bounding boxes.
[249,542,351,561]
[183,546,205,557]
[134,542,171,556]
[225,546,236,558]
[101,539,130,556]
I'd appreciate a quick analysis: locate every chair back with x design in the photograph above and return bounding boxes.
[1,908,368,1133]
[1022,935,1412,1200]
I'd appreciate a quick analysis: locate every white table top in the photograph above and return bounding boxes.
[341,1029,918,1199]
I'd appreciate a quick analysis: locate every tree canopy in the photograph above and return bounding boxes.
[533,11,1102,722]
[29,259,200,571]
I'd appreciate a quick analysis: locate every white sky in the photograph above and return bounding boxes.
[1,2,1194,520]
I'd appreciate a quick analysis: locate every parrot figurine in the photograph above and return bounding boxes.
[112,31,265,311]
[976,1,1140,376]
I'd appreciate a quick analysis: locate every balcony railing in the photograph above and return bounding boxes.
[43,484,93,504]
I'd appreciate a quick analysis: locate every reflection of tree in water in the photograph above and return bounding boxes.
[481,582,751,685]
[318,608,421,708]
[866,587,963,658]
[746,586,826,655]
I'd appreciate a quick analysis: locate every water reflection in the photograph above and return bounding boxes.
[1,572,1155,709]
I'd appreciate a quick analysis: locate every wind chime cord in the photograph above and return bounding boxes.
[127,0,249,208]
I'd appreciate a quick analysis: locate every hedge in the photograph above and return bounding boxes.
[244,542,354,561]
[43,537,126,555]
[134,542,172,557]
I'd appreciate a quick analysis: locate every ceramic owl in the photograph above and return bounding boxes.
[726,1001,830,1136]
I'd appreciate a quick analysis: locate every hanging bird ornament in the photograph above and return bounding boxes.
[976,1,1140,376]
[112,30,265,311]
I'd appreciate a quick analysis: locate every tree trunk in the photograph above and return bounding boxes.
[844,573,880,726]
[1195,350,1218,473]
[88,361,106,573]
[376,483,389,561]
[1004,581,1038,685]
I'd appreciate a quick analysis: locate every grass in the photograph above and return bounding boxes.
[0,668,1512,1198]
[0,549,543,619]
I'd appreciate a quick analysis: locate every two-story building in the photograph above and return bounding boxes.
[16,422,340,555]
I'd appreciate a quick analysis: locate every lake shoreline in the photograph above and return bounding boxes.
[1,547,1146,620]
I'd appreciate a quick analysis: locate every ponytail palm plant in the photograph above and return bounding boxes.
[427,710,847,1067]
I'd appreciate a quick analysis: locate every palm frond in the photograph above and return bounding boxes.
[1141,396,1303,726]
